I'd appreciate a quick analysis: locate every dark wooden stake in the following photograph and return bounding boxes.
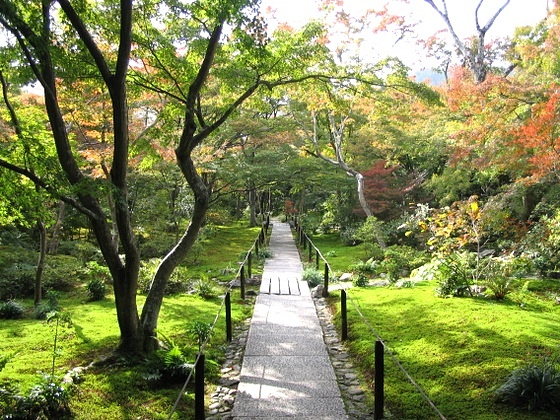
[225,292,232,342]
[374,340,385,419]
[248,251,252,278]
[322,263,329,297]
[240,265,246,300]
[195,353,206,420]
[341,289,348,341]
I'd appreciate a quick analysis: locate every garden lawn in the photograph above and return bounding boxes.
[184,222,267,280]
[0,222,262,418]
[301,232,363,273]
[329,281,560,419]
[0,292,252,419]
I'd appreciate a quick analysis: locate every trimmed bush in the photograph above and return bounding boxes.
[44,254,83,291]
[0,263,35,300]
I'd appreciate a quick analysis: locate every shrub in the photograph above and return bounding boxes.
[191,277,216,299]
[143,333,193,384]
[353,273,369,287]
[33,291,60,320]
[0,374,72,419]
[43,255,83,291]
[302,267,323,287]
[0,263,35,300]
[481,259,517,300]
[0,300,25,320]
[348,259,378,276]
[379,245,430,283]
[358,242,384,260]
[483,276,515,300]
[138,258,159,293]
[433,253,474,298]
[187,321,213,351]
[340,226,360,246]
[260,247,273,259]
[25,374,72,418]
[85,278,107,301]
[495,357,560,413]
[57,240,102,264]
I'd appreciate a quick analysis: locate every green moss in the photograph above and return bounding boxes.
[0,223,259,418]
[330,283,560,419]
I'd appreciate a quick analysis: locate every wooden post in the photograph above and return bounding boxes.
[240,265,246,300]
[195,353,206,420]
[255,240,259,258]
[341,289,347,341]
[248,251,252,278]
[225,292,232,342]
[308,242,312,262]
[322,263,329,297]
[316,250,319,270]
[374,340,385,419]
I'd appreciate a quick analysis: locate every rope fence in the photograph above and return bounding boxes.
[167,216,270,419]
[291,217,332,297]
[293,218,447,420]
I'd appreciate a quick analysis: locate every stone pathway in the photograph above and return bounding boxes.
[207,219,373,419]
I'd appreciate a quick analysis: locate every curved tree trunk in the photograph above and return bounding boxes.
[306,111,387,248]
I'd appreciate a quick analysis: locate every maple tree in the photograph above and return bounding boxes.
[0,0,348,354]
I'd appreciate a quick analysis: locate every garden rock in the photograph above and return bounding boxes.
[339,272,353,282]
[311,284,325,298]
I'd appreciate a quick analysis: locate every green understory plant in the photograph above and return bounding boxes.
[433,253,474,297]
[0,300,25,319]
[85,278,107,301]
[143,333,194,384]
[302,266,324,287]
[33,290,61,320]
[495,356,560,413]
[191,276,216,299]
[187,321,213,351]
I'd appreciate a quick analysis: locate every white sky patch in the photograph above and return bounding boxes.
[260,0,550,70]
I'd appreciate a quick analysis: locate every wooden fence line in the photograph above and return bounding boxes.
[168,216,271,420]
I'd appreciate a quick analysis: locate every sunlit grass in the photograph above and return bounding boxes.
[329,282,560,419]
[304,232,367,273]
[0,223,260,418]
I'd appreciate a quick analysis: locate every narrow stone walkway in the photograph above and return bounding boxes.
[231,220,348,419]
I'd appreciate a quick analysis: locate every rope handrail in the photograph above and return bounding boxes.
[235,215,270,280]
[168,218,270,419]
[293,217,446,419]
[291,217,332,272]
[343,286,447,420]
[302,231,333,273]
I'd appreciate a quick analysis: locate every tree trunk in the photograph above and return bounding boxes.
[47,201,65,254]
[35,219,47,306]
[248,187,257,227]
[141,155,211,352]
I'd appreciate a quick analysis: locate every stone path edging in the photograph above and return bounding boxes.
[207,294,374,419]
